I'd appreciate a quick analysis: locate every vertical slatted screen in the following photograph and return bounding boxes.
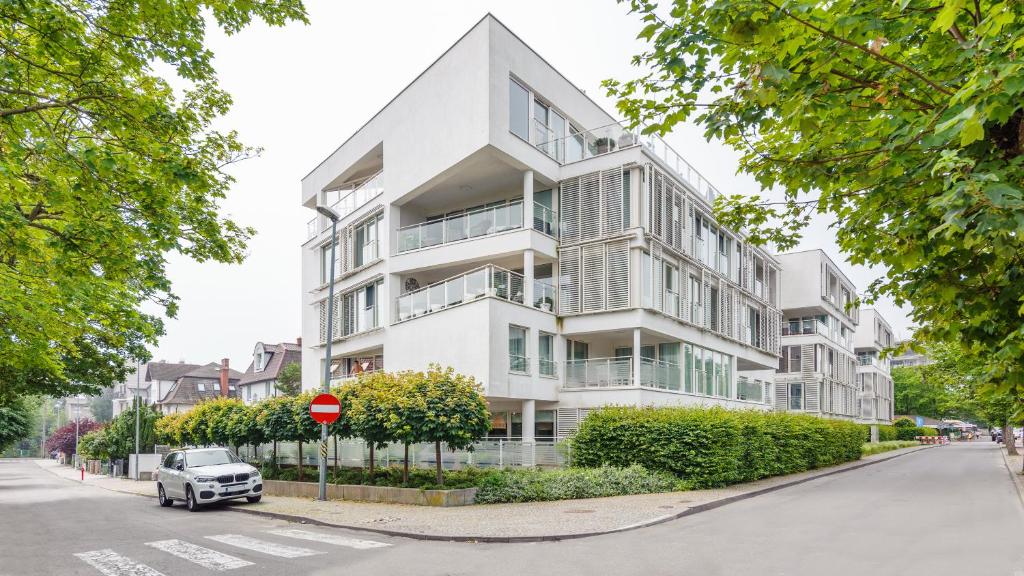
[606,240,630,309]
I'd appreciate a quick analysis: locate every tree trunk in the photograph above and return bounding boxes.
[403,442,410,485]
[368,443,375,478]
[1004,425,1019,456]
[297,442,303,481]
[435,440,443,486]
[272,440,277,466]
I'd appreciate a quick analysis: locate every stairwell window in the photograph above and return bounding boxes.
[509,78,530,141]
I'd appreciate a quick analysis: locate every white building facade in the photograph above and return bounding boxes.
[853,309,894,424]
[299,15,782,442]
[767,250,860,420]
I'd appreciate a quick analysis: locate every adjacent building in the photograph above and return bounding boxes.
[890,342,931,368]
[853,308,894,424]
[111,359,242,415]
[300,15,781,443]
[766,250,860,420]
[236,340,303,405]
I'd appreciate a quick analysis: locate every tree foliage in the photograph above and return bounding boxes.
[44,418,102,455]
[608,0,1024,393]
[104,401,159,460]
[0,397,35,453]
[275,363,302,396]
[0,0,308,400]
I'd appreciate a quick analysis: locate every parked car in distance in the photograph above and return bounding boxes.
[155,447,262,512]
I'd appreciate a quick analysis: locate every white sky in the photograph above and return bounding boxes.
[150,0,913,369]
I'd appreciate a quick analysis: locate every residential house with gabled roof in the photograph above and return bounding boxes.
[236,340,303,405]
[154,359,243,414]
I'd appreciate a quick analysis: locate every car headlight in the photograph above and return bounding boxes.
[194,476,216,483]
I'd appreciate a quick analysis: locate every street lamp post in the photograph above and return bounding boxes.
[134,361,141,480]
[74,399,81,466]
[315,205,341,502]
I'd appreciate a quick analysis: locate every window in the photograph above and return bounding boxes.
[509,325,528,373]
[509,78,529,140]
[536,410,556,439]
[320,242,340,284]
[684,344,694,393]
[689,275,701,323]
[353,214,380,268]
[539,332,555,377]
[566,339,589,360]
[641,251,653,308]
[622,170,631,227]
[789,382,804,410]
[663,263,679,317]
[197,382,206,392]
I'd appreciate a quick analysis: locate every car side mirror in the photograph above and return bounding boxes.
[175,463,184,471]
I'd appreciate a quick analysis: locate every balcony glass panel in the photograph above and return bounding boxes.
[307,172,384,239]
[533,202,558,237]
[394,265,528,323]
[564,358,632,389]
[397,201,523,253]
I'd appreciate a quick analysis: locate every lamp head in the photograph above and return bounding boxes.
[316,205,341,222]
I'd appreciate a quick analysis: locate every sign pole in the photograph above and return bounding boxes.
[309,393,342,501]
[318,216,338,502]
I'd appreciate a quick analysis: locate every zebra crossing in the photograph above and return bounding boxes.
[73,529,392,575]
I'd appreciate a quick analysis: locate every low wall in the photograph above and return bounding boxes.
[263,479,477,507]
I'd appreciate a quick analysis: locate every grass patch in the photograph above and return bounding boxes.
[474,465,685,504]
[861,441,919,456]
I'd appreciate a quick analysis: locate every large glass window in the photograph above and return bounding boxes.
[663,263,679,317]
[536,410,555,439]
[353,214,380,268]
[789,382,804,410]
[509,325,528,373]
[683,344,693,393]
[509,78,530,141]
[659,343,680,391]
[539,332,555,377]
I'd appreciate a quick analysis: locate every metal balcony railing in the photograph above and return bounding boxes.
[396,201,523,253]
[306,171,384,239]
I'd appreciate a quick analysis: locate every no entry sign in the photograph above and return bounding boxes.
[309,393,342,424]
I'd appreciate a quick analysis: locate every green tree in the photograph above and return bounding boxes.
[406,365,490,486]
[89,388,115,423]
[227,404,266,461]
[105,401,159,460]
[275,363,302,397]
[0,397,35,454]
[155,412,186,447]
[382,372,425,484]
[0,1,308,401]
[893,367,952,418]
[255,396,294,466]
[289,392,322,481]
[347,372,400,477]
[608,0,1024,396]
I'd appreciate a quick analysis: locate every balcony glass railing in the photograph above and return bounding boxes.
[396,201,523,253]
[736,376,765,403]
[395,265,525,322]
[535,121,719,205]
[509,355,530,374]
[564,357,632,389]
[533,280,556,311]
[533,202,557,237]
[639,358,681,391]
[539,358,557,378]
[306,172,384,240]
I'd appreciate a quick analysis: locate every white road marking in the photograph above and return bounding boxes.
[145,539,253,571]
[74,549,165,576]
[267,528,392,550]
[205,534,322,558]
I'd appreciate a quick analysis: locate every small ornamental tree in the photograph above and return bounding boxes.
[256,396,294,466]
[202,397,248,450]
[105,402,159,460]
[290,392,323,481]
[45,418,103,456]
[328,383,357,477]
[407,365,490,486]
[384,372,425,484]
[227,404,266,460]
[155,412,187,447]
[181,402,218,447]
[348,372,400,477]
[78,429,112,462]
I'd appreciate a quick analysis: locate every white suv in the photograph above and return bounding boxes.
[156,448,263,512]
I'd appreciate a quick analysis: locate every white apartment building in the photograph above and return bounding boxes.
[299,15,782,442]
[768,250,860,420]
[853,309,894,424]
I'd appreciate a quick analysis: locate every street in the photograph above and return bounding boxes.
[1,442,1021,576]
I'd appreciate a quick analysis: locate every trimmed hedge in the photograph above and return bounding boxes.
[861,424,897,442]
[570,407,864,488]
[474,465,682,503]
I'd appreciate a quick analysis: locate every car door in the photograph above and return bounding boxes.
[165,452,186,498]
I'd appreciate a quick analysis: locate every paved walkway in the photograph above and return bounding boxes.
[38,445,933,539]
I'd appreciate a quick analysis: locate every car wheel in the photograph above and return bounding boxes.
[186,486,201,512]
[158,484,173,507]
[246,495,262,504]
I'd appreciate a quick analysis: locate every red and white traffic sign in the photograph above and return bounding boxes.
[309,393,342,424]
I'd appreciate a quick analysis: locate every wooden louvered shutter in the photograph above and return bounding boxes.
[560,179,580,243]
[606,240,630,309]
[580,172,601,241]
[319,300,328,344]
[559,247,580,314]
[582,243,605,312]
[774,380,788,411]
[601,168,623,235]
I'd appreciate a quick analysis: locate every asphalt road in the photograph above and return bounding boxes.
[2,441,1021,576]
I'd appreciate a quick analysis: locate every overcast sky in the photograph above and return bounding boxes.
[149,0,913,370]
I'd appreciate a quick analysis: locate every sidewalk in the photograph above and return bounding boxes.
[998,447,1024,506]
[37,445,932,541]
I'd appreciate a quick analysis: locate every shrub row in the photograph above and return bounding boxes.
[474,465,682,503]
[260,464,491,490]
[861,441,919,456]
[570,407,864,488]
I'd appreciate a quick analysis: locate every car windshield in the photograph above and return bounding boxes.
[185,449,239,468]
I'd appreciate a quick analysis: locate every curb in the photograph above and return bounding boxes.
[36,447,933,544]
[998,448,1024,508]
[227,445,935,544]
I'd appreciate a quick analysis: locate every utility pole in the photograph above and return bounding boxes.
[314,204,340,502]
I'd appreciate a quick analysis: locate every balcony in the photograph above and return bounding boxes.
[395,264,554,322]
[534,120,719,205]
[397,201,523,253]
[307,172,384,239]
[736,376,765,403]
[533,202,557,237]
[564,357,632,388]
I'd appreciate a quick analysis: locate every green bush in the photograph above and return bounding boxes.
[861,440,919,456]
[259,464,494,490]
[474,465,683,504]
[916,427,937,437]
[570,407,864,488]
[893,417,920,440]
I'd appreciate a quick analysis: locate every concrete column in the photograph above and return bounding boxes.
[523,170,534,231]
[870,424,879,443]
[632,328,641,387]
[523,248,535,308]
[522,399,536,467]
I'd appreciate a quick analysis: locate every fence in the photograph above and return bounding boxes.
[236,438,570,469]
